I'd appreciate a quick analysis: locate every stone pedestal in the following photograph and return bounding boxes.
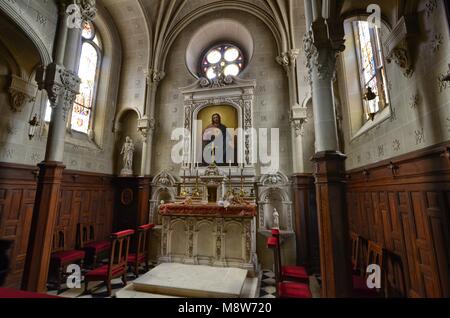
[22,162,65,292]
[312,151,352,298]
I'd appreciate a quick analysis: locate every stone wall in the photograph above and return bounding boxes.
[339,0,450,170]
[0,1,121,175]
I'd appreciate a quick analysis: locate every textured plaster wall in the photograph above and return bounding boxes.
[340,0,450,170]
[0,1,120,174]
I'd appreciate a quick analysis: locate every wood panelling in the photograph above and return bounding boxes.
[347,142,450,298]
[0,163,114,289]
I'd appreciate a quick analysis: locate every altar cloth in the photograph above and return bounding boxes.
[159,203,256,217]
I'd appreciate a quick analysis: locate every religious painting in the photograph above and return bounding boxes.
[197,105,238,166]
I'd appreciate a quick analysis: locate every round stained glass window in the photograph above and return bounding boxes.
[201,44,244,80]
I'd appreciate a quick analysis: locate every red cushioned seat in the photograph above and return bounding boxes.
[83,241,111,253]
[282,266,309,281]
[278,282,312,298]
[51,250,85,264]
[84,264,125,280]
[127,253,145,263]
[271,229,280,237]
[352,275,379,298]
[138,224,155,231]
[113,229,135,238]
[267,237,278,248]
[0,288,61,298]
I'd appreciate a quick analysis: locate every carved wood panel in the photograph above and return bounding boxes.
[0,163,114,288]
[347,142,450,298]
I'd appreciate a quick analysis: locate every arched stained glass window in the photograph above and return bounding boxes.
[45,22,102,134]
[201,44,244,79]
[352,20,389,120]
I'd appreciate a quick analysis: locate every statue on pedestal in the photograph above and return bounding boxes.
[272,208,280,229]
[120,136,134,176]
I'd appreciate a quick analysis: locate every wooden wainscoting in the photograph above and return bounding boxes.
[0,163,37,289]
[0,163,114,288]
[347,142,450,298]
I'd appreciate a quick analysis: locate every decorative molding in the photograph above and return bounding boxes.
[180,76,256,166]
[8,75,38,112]
[384,16,418,78]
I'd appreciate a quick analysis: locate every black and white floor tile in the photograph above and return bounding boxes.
[47,267,278,299]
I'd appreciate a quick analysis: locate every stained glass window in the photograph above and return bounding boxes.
[201,44,244,79]
[353,21,389,120]
[44,23,101,134]
[71,42,98,133]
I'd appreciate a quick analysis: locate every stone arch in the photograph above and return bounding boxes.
[0,2,51,66]
[160,1,286,74]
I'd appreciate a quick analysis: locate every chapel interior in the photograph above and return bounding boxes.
[0,0,449,299]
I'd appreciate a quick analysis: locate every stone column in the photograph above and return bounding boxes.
[140,69,165,177]
[276,50,307,174]
[22,0,96,293]
[304,17,352,298]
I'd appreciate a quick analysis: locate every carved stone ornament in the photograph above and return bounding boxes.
[199,75,234,89]
[8,75,38,112]
[384,16,418,78]
[36,63,81,121]
[145,68,166,85]
[137,116,157,142]
[290,104,308,137]
[276,49,300,73]
[76,0,97,24]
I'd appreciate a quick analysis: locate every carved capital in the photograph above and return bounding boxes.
[36,63,80,121]
[290,104,308,137]
[276,49,300,74]
[76,0,97,24]
[303,21,343,83]
[137,116,157,142]
[8,75,37,112]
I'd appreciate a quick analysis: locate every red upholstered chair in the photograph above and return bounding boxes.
[84,229,134,296]
[352,240,385,298]
[48,227,85,292]
[77,223,111,268]
[271,229,309,284]
[266,236,312,298]
[128,223,154,277]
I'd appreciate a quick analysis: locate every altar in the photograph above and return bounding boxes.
[158,202,258,274]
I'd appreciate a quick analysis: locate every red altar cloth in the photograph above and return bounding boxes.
[159,203,257,218]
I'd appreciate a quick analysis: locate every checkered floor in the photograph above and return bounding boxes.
[47,266,279,298]
[47,267,322,298]
[259,270,277,298]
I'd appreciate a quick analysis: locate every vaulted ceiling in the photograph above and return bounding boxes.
[100,0,304,73]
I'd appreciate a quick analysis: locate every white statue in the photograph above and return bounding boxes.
[272,208,280,229]
[120,136,135,176]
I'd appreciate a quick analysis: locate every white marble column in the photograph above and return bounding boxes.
[140,68,165,176]
[303,32,340,152]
